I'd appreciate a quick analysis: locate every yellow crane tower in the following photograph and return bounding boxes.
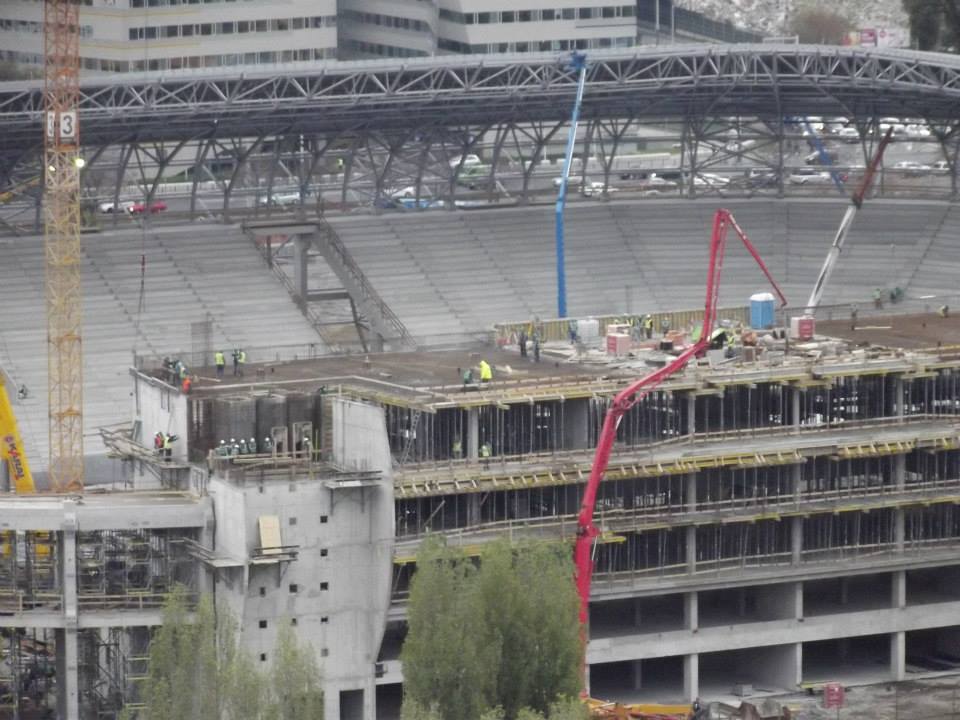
[43,0,84,492]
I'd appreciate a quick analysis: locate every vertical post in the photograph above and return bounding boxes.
[467,408,479,461]
[683,653,699,701]
[555,53,587,319]
[60,505,79,719]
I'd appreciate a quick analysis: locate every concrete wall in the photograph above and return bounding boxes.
[213,396,394,720]
[130,370,188,463]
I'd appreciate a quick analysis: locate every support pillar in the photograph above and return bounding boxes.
[686,525,696,573]
[791,387,802,433]
[293,234,310,300]
[632,659,643,690]
[563,399,589,450]
[839,577,849,605]
[895,376,905,422]
[634,598,643,628]
[683,654,699,702]
[685,473,697,513]
[792,582,804,619]
[687,393,696,439]
[466,495,481,526]
[59,505,80,720]
[467,408,479,461]
[894,454,906,491]
[894,508,905,553]
[791,516,803,566]
[892,570,906,609]
[684,591,698,630]
[891,631,906,681]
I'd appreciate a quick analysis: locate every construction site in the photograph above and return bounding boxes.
[6,7,960,720]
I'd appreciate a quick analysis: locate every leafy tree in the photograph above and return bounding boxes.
[402,538,581,720]
[140,588,322,720]
[903,0,945,49]
[267,623,324,720]
[400,537,498,720]
[788,5,853,44]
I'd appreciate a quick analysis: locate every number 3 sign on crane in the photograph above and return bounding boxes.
[573,208,787,692]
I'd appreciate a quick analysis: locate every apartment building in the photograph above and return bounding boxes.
[0,0,338,74]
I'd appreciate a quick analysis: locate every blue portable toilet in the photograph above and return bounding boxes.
[750,292,775,329]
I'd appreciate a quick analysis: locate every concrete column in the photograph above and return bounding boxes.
[466,494,481,526]
[839,577,849,605]
[563,399,589,450]
[838,638,850,662]
[687,393,696,439]
[791,387,802,433]
[790,643,803,688]
[791,463,802,502]
[686,473,697,513]
[891,631,906,681]
[293,234,310,300]
[791,516,803,566]
[894,453,906,491]
[684,591,698,630]
[793,582,804,619]
[634,598,643,628]
[632,659,643,690]
[683,653,699,702]
[467,408,479,461]
[60,506,80,720]
[892,570,907,609]
[737,587,748,617]
[686,525,697,573]
[895,376,905,421]
[895,508,905,553]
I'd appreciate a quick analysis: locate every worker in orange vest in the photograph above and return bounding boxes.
[181,376,192,394]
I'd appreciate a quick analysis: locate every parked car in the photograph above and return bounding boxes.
[804,150,840,165]
[129,200,167,214]
[745,168,779,188]
[789,167,835,185]
[98,200,136,214]
[581,181,618,197]
[836,127,861,143]
[639,174,678,191]
[257,192,301,207]
[933,160,951,174]
[893,160,932,177]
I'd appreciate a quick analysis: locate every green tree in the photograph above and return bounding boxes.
[267,623,324,719]
[401,537,498,720]
[788,5,853,44]
[402,538,581,720]
[903,0,945,49]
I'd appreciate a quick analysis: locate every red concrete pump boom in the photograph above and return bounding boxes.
[574,208,786,688]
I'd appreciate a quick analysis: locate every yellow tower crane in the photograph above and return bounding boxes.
[43,0,84,493]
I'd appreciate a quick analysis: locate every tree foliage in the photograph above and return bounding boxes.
[788,4,853,44]
[141,587,322,720]
[902,0,960,50]
[401,538,581,720]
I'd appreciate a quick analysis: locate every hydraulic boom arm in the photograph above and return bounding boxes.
[805,127,894,312]
[574,209,785,687]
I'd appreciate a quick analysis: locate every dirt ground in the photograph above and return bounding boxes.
[772,678,960,720]
[818,312,960,351]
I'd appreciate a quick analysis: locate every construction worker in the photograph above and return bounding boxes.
[532,333,541,363]
[214,350,225,378]
[232,349,240,376]
[181,376,192,394]
[230,438,239,456]
[239,438,249,454]
[16,385,27,400]
[303,435,313,461]
[480,441,492,466]
[643,314,654,339]
[238,348,247,377]
[163,433,175,461]
[462,367,474,390]
[710,327,728,350]
[940,305,950,318]
[262,436,273,454]
[179,364,188,382]
[850,304,858,331]
[154,432,164,456]
[216,439,228,457]
[452,435,463,460]
[479,359,492,383]
[518,328,528,358]
[567,319,578,344]
[873,287,883,309]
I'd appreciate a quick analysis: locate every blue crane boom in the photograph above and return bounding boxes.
[555,52,588,319]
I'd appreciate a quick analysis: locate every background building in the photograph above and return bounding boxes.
[0,0,338,75]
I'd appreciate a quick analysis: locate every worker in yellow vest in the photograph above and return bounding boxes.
[214,350,225,378]
[479,359,492,383]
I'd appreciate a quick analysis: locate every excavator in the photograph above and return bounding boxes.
[576,208,788,718]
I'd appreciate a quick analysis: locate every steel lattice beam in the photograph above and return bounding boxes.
[3,45,960,154]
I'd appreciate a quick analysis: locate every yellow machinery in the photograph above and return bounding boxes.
[0,382,35,494]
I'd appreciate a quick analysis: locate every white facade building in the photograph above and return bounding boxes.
[0,0,338,75]
[337,0,638,59]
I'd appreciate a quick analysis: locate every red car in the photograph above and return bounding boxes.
[129,200,167,214]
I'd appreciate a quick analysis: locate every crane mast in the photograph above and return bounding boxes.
[43,0,85,492]
[574,209,786,691]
